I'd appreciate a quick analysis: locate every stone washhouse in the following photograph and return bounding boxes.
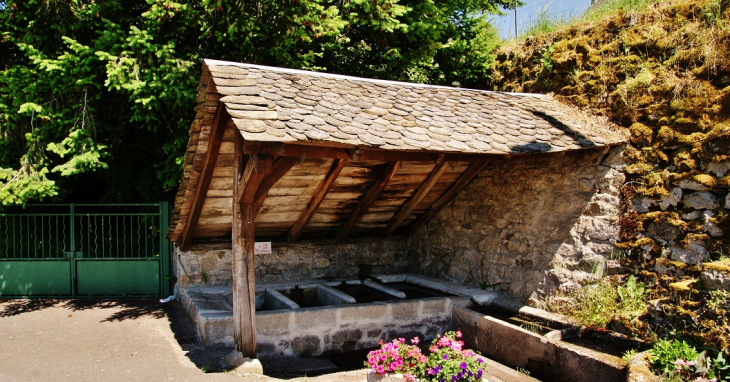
[167,59,628,357]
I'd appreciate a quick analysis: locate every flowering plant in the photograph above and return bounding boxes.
[423,331,485,382]
[365,331,486,382]
[366,337,427,381]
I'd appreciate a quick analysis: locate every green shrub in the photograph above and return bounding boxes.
[649,339,699,376]
[571,275,648,328]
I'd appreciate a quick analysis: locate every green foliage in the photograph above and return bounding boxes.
[617,275,648,319]
[622,349,639,362]
[649,339,699,377]
[519,6,568,38]
[649,340,730,381]
[581,0,664,22]
[0,0,509,205]
[539,45,555,72]
[570,276,648,328]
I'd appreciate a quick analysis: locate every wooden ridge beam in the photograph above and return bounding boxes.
[180,107,228,250]
[288,158,348,242]
[336,161,401,241]
[231,132,256,357]
[237,154,273,204]
[406,161,489,236]
[253,157,300,217]
[243,141,350,159]
[385,154,447,236]
[243,141,515,162]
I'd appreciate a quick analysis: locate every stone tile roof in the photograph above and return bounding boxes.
[206,59,626,154]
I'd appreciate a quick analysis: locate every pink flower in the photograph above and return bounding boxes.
[450,341,463,352]
[404,373,416,381]
[376,366,384,374]
[430,345,439,353]
[398,338,406,343]
[379,339,384,345]
[418,355,427,363]
[411,337,420,345]
[456,331,463,338]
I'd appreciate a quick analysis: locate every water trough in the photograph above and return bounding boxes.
[178,275,643,381]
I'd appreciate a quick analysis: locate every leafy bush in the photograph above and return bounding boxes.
[649,339,730,381]
[649,339,700,376]
[571,275,648,328]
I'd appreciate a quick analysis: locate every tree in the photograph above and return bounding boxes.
[0,0,509,205]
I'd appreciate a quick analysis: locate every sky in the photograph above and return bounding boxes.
[491,0,593,40]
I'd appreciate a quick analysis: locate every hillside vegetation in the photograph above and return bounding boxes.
[487,0,730,350]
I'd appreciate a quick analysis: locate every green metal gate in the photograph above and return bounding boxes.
[0,203,171,298]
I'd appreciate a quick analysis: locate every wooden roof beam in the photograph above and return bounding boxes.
[288,158,348,242]
[243,141,507,162]
[406,161,489,236]
[237,153,273,204]
[243,141,351,160]
[253,157,300,217]
[180,107,228,250]
[385,154,447,236]
[336,161,401,241]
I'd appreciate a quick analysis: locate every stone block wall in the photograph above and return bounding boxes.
[173,237,411,287]
[408,147,626,301]
[257,297,467,358]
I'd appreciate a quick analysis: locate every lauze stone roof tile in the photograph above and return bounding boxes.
[206,60,626,154]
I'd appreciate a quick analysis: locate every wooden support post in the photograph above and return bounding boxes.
[406,161,489,235]
[288,158,348,242]
[385,154,447,236]
[337,161,400,241]
[231,134,258,358]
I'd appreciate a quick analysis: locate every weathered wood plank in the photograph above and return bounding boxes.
[385,154,447,236]
[288,159,348,242]
[231,132,256,357]
[336,161,400,241]
[406,161,489,235]
[180,108,229,250]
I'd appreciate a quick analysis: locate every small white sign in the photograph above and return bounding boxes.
[254,242,272,255]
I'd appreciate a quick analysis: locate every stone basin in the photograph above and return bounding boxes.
[175,274,495,358]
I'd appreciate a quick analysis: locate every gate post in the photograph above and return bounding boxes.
[159,201,171,296]
[70,203,76,298]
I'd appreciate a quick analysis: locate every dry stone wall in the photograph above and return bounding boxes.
[173,238,410,287]
[408,147,626,301]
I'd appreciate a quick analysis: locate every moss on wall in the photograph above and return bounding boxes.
[487,0,730,347]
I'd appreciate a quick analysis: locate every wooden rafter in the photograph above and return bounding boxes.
[180,106,227,250]
[288,158,348,242]
[406,161,489,235]
[236,154,273,204]
[231,132,256,357]
[385,154,447,236]
[253,157,300,216]
[336,161,401,241]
